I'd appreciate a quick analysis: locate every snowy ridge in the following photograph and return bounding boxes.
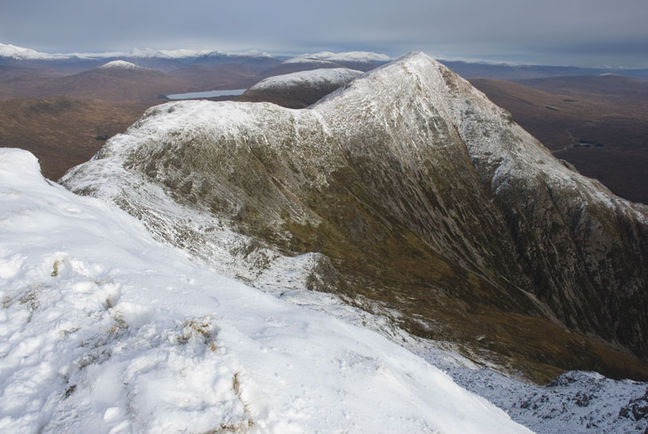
[122,48,274,59]
[0,42,274,60]
[248,68,363,91]
[0,42,64,60]
[0,42,387,64]
[98,60,147,70]
[283,51,390,64]
[316,52,648,220]
[0,148,528,433]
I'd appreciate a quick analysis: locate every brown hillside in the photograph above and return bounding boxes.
[472,76,648,203]
[0,96,146,179]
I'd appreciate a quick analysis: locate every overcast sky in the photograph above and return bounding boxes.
[1,0,647,67]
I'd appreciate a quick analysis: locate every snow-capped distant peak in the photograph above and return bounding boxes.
[284,51,391,64]
[98,60,146,70]
[0,42,275,61]
[0,42,60,60]
[249,68,363,91]
[117,48,274,59]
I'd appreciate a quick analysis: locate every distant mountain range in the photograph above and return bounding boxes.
[4,42,648,79]
[0,43,389,74]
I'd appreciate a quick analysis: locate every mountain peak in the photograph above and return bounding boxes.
[0,42,58,60]
[313,50,474,117]
[98,60,146,70]
[249,68,362,91]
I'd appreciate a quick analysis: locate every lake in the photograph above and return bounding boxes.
[165,89,247,100]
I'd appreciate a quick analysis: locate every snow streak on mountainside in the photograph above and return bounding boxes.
[0,148,529,433]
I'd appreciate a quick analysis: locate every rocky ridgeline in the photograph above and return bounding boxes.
[63,52,648,382]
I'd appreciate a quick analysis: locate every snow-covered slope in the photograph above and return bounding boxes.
[98,60,147,70]
[241,68,363,108]
[0,148,528,433]
[0,42,62,60]
[249,68,362,91]
[414,344,648,433]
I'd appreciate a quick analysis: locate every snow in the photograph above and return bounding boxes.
[314,52,648,221]
[248,68,363,91]
[0,147,528,433]
[125,48,274,59]
[283,51,390,64]
[402,340,648,434]
[98,60,147,70]
[0,42,274,61]
[0,43,63,60]
[0,43,383,64]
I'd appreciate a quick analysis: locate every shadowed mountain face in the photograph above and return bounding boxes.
[63,53,648,383]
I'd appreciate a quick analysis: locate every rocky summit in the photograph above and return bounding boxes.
[63,52,648,383]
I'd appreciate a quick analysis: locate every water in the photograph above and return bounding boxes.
[166,89,247,100]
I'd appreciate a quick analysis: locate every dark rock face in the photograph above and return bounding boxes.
[63,53,648,382]
[493,181,648,355]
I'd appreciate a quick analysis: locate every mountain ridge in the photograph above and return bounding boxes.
[63,52,648,382]
[2,147,534,433]
[239,68,363,108]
